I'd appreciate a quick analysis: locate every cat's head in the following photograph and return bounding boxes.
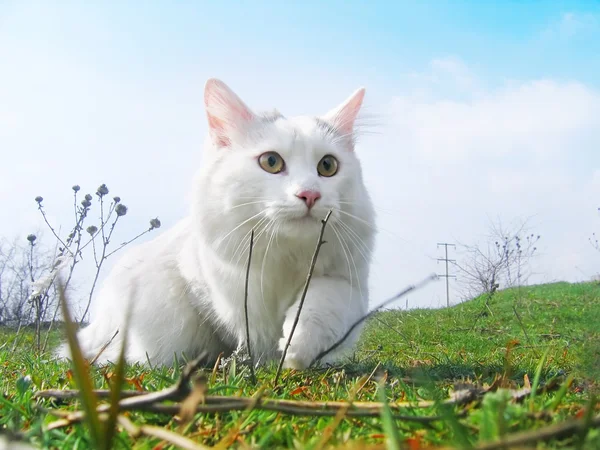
[195,78,374,250]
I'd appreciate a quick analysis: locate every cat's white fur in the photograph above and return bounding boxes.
[56,79,376,369]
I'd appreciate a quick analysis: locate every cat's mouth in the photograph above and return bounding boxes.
[266,205,332,225]
[290,214,318,223]
[286,208,332,224]
[275,209,320,224]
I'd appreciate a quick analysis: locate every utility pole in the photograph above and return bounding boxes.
[437,243,456,307]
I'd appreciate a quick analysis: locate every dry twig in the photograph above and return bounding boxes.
[311,273,438,366]
[243,229,256,384]
[39,376,561,416]
[275,209,333,385]
[89,329,119,366]
[40,396,449,424]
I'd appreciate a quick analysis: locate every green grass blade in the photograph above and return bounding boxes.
[102,315,130,450]
[58,283,103,446]
[529,346,550,413]
[575,394,597,450]
[376,378,403,450]
[549,374,573,411]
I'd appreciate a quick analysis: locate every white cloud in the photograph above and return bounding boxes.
[558,12,599,37]
[429,57,478,91]
[389,79,600,162]
[540,11,600,40]
[359,59,600,307]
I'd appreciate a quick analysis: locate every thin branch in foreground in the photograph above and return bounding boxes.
[40,397,451,424]
[274,209,333,385]
[310,273,439,366]
[36,387,471,414]
[43,352,208,416]
[38,376,562,413]
[88,329,119,366]
[244,229,256,384]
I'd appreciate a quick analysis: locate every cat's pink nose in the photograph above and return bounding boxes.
[296,190,321,209]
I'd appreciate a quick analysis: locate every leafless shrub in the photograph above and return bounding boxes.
[452,218,541,302]
[1,183,160,354]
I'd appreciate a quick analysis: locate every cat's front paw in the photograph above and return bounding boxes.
[282,356,307,370]
[278,337,311,370]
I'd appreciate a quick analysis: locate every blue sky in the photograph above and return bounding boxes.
[3,1,599,90]
[1,1,599,311]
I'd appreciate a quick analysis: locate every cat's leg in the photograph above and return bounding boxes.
[278,276,367,370]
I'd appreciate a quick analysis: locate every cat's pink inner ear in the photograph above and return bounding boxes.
[322,87,366,138]
[204,78,255,148]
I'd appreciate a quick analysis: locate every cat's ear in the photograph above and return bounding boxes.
[204,78,256,148]
[322,87,365,138]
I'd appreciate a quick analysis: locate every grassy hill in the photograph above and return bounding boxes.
[0,281,598,449]
[358,281,600,381]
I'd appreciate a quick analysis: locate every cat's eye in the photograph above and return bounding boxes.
[258,151,285,174]
[317,155,339,177]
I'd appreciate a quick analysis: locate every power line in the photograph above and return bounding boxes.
[437,242,456,307]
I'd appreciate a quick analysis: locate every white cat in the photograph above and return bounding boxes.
[57,79,376,369]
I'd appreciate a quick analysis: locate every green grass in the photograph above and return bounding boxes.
[1,281,599,449]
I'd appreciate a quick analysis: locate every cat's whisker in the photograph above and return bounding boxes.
[337,220,372,262]
[334,224,364,302]
[230,215,272,268]
[228,214,270,266]
[274,221,282,248]
[334,209,376,230]
[228,200,268,210]
[334,209,396,237]
[217,210,266,250]
[231,212,276,271]
[329,224,355,301]
[237,196,272,200]
[223,215,265,258]
[337,200,396,216]
[229,216,276,317]
[260,215,280,306]
[337,221,371,265]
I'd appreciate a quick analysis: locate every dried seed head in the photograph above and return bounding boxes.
[86,225,98,235]
[115,204,128,216]
[84,194,93,201]
[150,218,161,229]
[35,196,43,204]
[113,196,121,203]
[96,184,109,197]
[26,234,37,243]
[81,199,92,208]
[72,185,80,193]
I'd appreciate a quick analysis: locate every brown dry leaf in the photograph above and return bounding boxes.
[409,359,433,368]
[179,375,208,425]
[523,373,531,389]
[289,386,309,396]
[487,374,503,392]
[406,434,425,450]
[125,374,146,392]
[379,370,388,384]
